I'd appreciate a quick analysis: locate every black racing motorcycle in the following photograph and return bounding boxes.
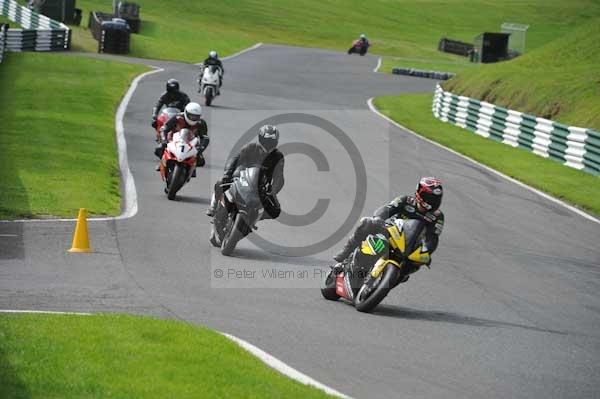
[209,166,267,256]
[321,218,432,313]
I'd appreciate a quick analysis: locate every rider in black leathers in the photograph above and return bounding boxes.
[333,177,445,277]
[151,79,190,128]
[207,125,284,219]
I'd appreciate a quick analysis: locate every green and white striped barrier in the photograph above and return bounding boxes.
[432,84,600,176]
[0,24,6,63]
[0,0,70,52]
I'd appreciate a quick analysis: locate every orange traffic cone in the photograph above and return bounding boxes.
[68,208,92,253]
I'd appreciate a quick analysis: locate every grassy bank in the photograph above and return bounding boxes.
[373,94,600,215]
[68,0,600,63]
[444,20,600,130]
[0,52,147,219]
[0,313,332,398]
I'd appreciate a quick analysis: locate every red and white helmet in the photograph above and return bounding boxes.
[415,177,443,211]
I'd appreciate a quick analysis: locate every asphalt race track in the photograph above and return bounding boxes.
[2,45,600,399]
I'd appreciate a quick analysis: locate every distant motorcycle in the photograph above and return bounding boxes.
[154,106,180,142]
[159,128,199,200]
[347,40,369,56]
[198,65,222,106]
[209,166,268,256]
[321,218,431,312]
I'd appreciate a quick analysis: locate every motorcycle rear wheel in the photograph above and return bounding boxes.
[354,265,401,313]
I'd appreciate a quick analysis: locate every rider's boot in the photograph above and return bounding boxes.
[333,236,359,263]
[206,193,217,217]
[197,154,206,167]
[191,168,197,178]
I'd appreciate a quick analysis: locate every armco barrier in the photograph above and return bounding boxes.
[0,0,70,52]
[392,67,454,81]
[432,84,600,175]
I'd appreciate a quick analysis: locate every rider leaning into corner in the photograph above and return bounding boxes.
[333,177,445,279]
[348,33,370,55]
[200,50,224,92]
[151,79,190,128]
[155,102,210,177]
[206,125,284,219]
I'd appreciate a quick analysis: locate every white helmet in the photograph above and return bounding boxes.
[209,50,218,59]
[184,102,202,126]
[360,33,366,39]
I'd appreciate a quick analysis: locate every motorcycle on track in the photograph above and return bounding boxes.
[198,65,221,106]
[321,218,431,313]
[159,128,199,200]
[347,40,368,56]
[154,107,180,142]
[209,166,267,256]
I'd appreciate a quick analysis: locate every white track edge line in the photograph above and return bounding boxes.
[373,57,382,73]
[115,66,164,220]
[0,309,92,315]
[367,98,600,225]
[0,309,349,398]
[221,332,351,398]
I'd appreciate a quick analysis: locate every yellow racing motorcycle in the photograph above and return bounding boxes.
[321,217,431,313]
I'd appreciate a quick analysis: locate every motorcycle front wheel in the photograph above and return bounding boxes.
[167,164,186,200]
[354,265,401,313]
[221,213,245,256]
[205,89,214,106]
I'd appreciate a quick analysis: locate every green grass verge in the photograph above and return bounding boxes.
[373,93,600,215]
[0,52,148,219]
[0,313,333,399]
[444,19,600,131]
[68,0,600,63]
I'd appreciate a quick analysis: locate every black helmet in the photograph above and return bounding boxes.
[258,125,279,151]
[166,78,179,93]
[415,177,443,212]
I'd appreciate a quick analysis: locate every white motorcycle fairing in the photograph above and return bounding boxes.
[167,130,199,162]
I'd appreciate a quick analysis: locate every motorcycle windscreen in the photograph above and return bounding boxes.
[231,167,263,208]
[163,107,180,118]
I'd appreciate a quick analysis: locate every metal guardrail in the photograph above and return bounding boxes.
[392,67,454,81]
[432,84,600,175]
[0,0,70,52]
